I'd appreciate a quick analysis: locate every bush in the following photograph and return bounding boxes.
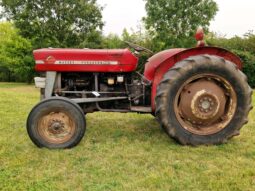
[0,22,34,83]
[207,33,255,88]
[233,50,255,88]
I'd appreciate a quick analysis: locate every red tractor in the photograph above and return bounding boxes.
[27,29,253,149]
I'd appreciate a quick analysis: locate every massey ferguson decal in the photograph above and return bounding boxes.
[55,60,119,65]
[36,60,119,65]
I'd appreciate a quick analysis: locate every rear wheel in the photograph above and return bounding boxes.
[27,97,86,149]
[156,55,253,145]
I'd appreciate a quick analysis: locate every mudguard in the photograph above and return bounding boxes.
[144,46,243,111]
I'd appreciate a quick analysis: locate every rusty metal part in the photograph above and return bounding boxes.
[37,112,76,144]
[174,74,237,135]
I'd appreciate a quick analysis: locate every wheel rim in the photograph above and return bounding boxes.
[174,74,237,136]
[37,111,76,144]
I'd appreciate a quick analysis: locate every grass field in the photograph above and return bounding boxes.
[0,82,254,191]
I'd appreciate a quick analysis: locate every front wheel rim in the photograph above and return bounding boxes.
[37,111,76,144]
[174,74,237,136]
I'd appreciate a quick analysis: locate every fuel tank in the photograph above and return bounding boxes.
[34,48,138,72]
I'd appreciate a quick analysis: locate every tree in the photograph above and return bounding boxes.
[0,22,33,82]
[0,0,103,48]
[102,33,125,49]
[143,0,218,50]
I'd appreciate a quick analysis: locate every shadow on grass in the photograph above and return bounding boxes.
[85,112,180,146]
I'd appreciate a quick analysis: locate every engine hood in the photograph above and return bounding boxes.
[34,48,138,72]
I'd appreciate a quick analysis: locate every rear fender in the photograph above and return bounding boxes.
[148,47,243,111]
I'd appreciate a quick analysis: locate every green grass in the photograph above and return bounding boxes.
[0,83,254,191]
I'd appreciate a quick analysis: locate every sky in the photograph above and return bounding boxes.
[97,0,255,38]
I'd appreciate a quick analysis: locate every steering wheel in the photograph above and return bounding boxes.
[125,41,154,54]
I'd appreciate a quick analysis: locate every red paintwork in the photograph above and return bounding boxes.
[145,46,243,111]
[34,48,138,72]
[195,27,204,41]
[144,48,185,81]
[33,46,243,113]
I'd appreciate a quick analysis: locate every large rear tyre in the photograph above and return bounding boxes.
[27,97,86,149]
[156,55,253,145]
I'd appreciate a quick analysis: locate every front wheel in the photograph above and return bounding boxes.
[27,97,86,149]
[156,55,253,145]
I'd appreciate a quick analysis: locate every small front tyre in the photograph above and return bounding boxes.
[27,97,86,149]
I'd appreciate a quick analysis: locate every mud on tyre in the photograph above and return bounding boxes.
[156,55,253,145]
[27,97,86,149]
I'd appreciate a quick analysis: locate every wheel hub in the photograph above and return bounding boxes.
[174,74,237,136]
[38,112,76,144]
[191,92,221,123]
[178,78,229,131]
[48,119,65,134]
[197,96,217,115]
[201,99,211,110]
